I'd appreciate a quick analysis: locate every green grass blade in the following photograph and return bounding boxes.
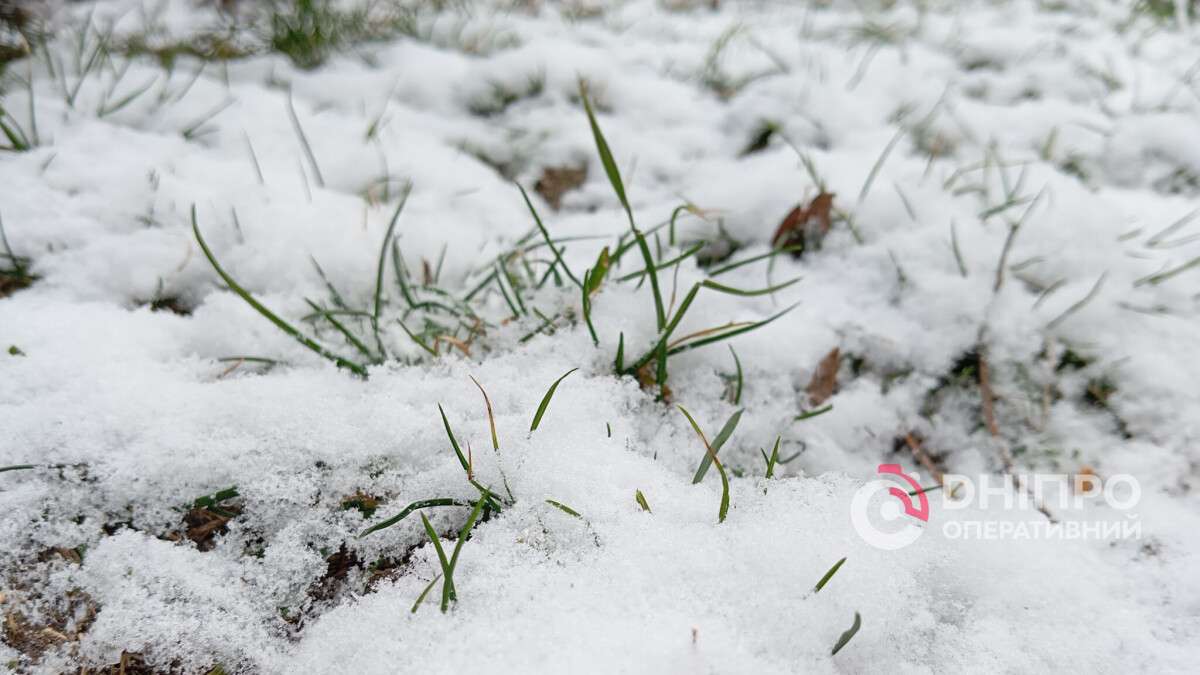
[518,183,582,289]
[581,268,599,346]
[410,572,442,614]
[0,464,37,473]
[678,405,731,523]
[530,368,578,432]
[419,513,456,610]
[667,302,799,356]
[545,499,581,517]
[443,490,490,610]
[814,556,846,593]
[373,184,413,357]
[700,277,801,297]
[439,404,470,474]
[692,408,743,484]
[795,404,833,421]
[191,206,368,377]
[706,245,803,277]
[358,498,472,538]
[287,90,325,187]
[578,79,629,215]
[728,345,743,405]
[635,489,651,513]
[831,612,862,656]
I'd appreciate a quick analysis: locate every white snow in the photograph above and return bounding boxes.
[1,0,1199,672]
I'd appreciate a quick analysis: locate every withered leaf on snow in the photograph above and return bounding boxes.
[771,192,835,257]
[806,347,840,405]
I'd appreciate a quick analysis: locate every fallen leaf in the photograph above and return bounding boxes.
[806,347,840,405]
[534,165,587,210]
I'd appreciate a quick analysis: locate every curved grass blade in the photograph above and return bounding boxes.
[192,206,367,377]
[358,497,473,538]
[795,404,833,421]
[700,276,800,297]
[692,408,742,484]
[678,405,731,523]
[469,375,499,451]
[667,302,799,356]
[530,368,578,432]
[831,612,862,656]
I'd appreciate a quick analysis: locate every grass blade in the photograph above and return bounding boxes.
[692,409,743,484]
[418,513,456,609]
[192,206,367,377]
[518,183,582,289]
[635,490,651,513]
[678,405,731,523]
[545,499,581,517]
[358,498,473,538]
[728,346,743,405]
[442,491,490,610]
[410,572,442,614]
[530,368,578,432]
[469,375,500,451]
[831,612,862,656]
[439,404,470,474]
[373,183,414,357]
[814,556,846,593]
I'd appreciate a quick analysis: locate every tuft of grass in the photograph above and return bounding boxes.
[529,368,578,432]
[759,436,781,478]
[413,489,489,613]
[264,0,415,70]
[1,212,36,297]
[678,405,731,523]
[831,612,862,656]
[0,103,35,152]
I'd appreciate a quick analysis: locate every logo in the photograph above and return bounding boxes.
[851,464,930,550]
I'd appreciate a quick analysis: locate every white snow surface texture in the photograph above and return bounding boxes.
[2,0,1200,672]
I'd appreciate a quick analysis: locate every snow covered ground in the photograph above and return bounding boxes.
[2,0,1200,671]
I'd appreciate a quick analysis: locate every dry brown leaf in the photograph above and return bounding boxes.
[534,165,587,210]
[806,347,840,405]
[771,192,836,255]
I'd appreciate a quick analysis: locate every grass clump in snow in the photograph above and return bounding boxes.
[0,213,35,297]
[264,0,416,69]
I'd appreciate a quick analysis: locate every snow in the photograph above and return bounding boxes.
[1,0,1199,672]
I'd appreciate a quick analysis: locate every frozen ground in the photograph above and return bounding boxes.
[1,0,1200,672]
